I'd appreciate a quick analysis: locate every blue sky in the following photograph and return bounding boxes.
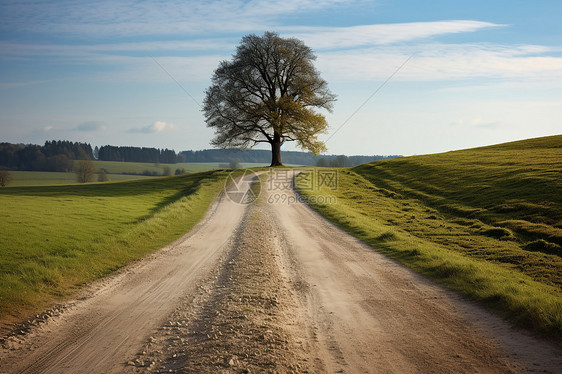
[1,0,561,156]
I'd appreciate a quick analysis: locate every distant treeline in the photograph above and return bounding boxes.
[0,142,177,171]
[0,141,93,172]
[0,140,400,171]
[97,145,176,164]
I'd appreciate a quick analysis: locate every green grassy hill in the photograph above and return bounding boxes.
[297,134,562,340]
[0,170,231,333]
[354,135,562,255]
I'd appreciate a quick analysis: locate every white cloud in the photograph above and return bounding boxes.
[152,121,175,132]
[2,17,555,87]
[128,121,177,134]
[0,20,504,61]
[316,43,562,82]
[0,40,235,58]
[0,0,355,37]
[288,20,504,49]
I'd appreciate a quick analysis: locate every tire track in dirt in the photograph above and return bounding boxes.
[125,202,312,373]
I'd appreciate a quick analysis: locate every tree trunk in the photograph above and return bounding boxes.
[270,133,282,167]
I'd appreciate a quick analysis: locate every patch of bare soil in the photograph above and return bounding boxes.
[125,203,311,373]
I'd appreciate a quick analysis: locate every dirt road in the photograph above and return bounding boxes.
[1,172,561,373]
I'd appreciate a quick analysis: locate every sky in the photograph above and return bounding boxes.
[0,0,561,156]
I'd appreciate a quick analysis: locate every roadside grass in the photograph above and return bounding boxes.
[295,135,562,340]
[0,170,232,331]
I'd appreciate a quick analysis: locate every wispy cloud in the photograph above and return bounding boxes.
[0,20,504,60]
[0,0,353,37]
[127,121,177,134]
[0,40,235,59]
[0,80,51,89]
[75,121,106,132]
[1,0,560,93]
[289,20,504,49]
[316,43,562,82]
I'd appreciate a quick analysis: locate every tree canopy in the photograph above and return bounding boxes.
[203,32,336,166]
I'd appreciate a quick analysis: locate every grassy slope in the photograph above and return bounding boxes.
[0,170,231,331]
[355,135,562,250]
[296,135,562,340]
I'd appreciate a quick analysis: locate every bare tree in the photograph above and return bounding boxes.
[203,32,336,166]
[76,159,96,183]
[0,170,12,187]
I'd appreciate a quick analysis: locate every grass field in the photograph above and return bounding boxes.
[296,135,562,340]
[92,161,268,175]
[0,170,232,331]
[5,162,269,187]
[7,171,153,187]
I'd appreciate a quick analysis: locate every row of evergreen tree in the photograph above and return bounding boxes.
[97,145,176,163]
[0,141,93,172]
[0,142,177,171]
